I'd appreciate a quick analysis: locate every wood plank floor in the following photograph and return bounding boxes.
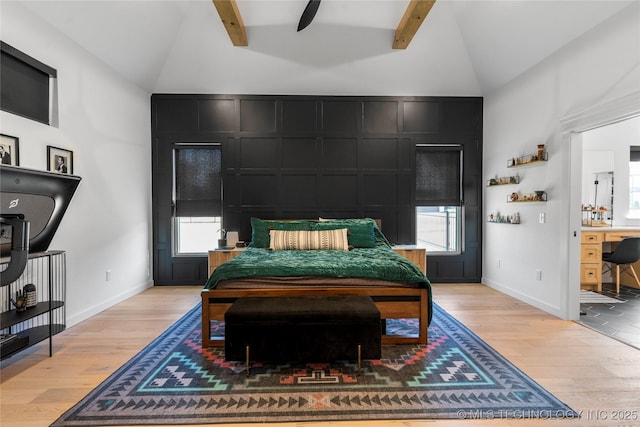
[1,284,639,427]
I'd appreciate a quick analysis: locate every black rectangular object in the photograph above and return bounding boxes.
[224,296,381,362]
[0,42,55,125]
[0,334,29,359]
[1,165,81,255]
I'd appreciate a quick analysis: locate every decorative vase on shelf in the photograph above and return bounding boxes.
[23,284,37,308]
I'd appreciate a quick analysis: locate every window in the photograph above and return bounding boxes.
[415,145,463,254]
[173,144,222,255]
[416,206,461,253]
[174,217,222,255]
[1,42,57,125]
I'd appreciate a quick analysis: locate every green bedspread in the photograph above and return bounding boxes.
[203,234,432,323]
[205,244,429,290]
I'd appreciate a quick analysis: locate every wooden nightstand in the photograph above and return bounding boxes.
[208,248,245,276]
[392,245,427,275]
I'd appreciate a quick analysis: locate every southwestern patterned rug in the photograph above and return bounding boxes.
[52,303,577,426]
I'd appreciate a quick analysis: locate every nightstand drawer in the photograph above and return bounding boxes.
[208,249,244,275]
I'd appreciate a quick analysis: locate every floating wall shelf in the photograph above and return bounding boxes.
[507,152,548,167]
[487,212,521,224]
[487,175,520,187]
[507,191,547,203]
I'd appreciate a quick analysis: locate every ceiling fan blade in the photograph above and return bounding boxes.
[297,0,321,32]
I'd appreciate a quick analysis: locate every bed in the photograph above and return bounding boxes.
[201,217,432,348]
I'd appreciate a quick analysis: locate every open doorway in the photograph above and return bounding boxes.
[576,115,640,349]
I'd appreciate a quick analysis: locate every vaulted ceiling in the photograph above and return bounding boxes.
[16,0,635,96]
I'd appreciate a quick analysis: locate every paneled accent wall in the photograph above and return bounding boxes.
[151,95,483,285]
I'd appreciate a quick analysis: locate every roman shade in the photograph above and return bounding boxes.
[1,42,56,125]
[174,145,222,217]
[415,145,463,206]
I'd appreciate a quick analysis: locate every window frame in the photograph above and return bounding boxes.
[415,144,464,255]
[171,143,223,256]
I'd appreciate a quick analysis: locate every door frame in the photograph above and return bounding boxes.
[561,91,640,320]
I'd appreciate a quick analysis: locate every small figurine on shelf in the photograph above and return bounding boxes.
[510,192,520,202]
[537,144,545,161]
[11,290,27,312]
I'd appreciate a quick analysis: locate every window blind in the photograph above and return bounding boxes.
[630,146,640,162]
[1,42,56,125]
[416,145,462,206]
[174,146,222,217]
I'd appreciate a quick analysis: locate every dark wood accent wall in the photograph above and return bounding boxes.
[151,95,483,285]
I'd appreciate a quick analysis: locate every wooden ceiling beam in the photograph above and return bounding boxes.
[212,0,248,46]
[393,0,436,49]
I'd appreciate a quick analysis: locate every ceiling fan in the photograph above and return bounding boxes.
[297,0,321,32]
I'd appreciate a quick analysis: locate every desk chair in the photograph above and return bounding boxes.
[602,237,640,293]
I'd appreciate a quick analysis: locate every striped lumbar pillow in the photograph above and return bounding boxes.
[269,228,349,250]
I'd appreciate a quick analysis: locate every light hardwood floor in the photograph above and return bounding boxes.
[1,284,639,427]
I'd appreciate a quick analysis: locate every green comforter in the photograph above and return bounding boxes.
[205,244,429,288]
[204,239,432,323]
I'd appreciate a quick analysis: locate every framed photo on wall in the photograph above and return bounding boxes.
[0,134,20,166]
[47,145,73,174]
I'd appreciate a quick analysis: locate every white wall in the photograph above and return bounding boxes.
[1,3,153,327]
[483,3,640,318]
[582,116,640,225]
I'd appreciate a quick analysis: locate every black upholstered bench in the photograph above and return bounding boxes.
[224,295,381,367]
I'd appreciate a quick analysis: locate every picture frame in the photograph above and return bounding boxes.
[0,134,20,166]
[47,146,73,174]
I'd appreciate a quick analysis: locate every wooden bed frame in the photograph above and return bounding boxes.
[201,286,429,348]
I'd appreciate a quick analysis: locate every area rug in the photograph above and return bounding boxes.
[580,289,626,304]
[51,303,577,426]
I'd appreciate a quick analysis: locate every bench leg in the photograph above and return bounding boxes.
[357,344,361,376]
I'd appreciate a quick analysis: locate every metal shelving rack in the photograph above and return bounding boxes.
[1,250,66,360]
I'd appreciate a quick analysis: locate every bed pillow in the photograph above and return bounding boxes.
[269,229,349,251]
[312,218,376,248]
[249,218,313,248]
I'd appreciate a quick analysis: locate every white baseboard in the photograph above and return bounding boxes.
[66,280,154,328]
[481,277,564,319]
